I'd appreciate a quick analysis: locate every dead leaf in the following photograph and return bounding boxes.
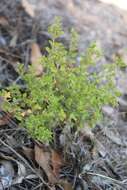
[0,112,10,126]
[0,160,14,189]
[30,43,43,76]
[22,147,34,161]
[0,16,8,26]
[0,154,26,187]
[22,0,35,17]
[34,144,57,183]
[51,150,62,178]
[12,161,26,185]
[59,180,73,190]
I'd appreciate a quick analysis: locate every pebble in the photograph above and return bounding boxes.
[0,36,6,47]
[118,97,127,112]
[102,105,115,118]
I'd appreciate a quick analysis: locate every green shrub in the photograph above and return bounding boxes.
[0,18,120,142]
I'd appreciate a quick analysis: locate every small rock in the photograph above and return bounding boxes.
[102,105,115,118]
[0,36,6,47]
[118,97,127,112]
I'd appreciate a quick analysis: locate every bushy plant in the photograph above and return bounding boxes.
[0,18,121,142]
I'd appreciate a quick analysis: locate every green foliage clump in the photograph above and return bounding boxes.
[0,18,121,142]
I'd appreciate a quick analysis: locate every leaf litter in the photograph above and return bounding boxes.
[0,0,127,189]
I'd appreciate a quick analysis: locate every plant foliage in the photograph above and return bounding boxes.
[0,17,121,142]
